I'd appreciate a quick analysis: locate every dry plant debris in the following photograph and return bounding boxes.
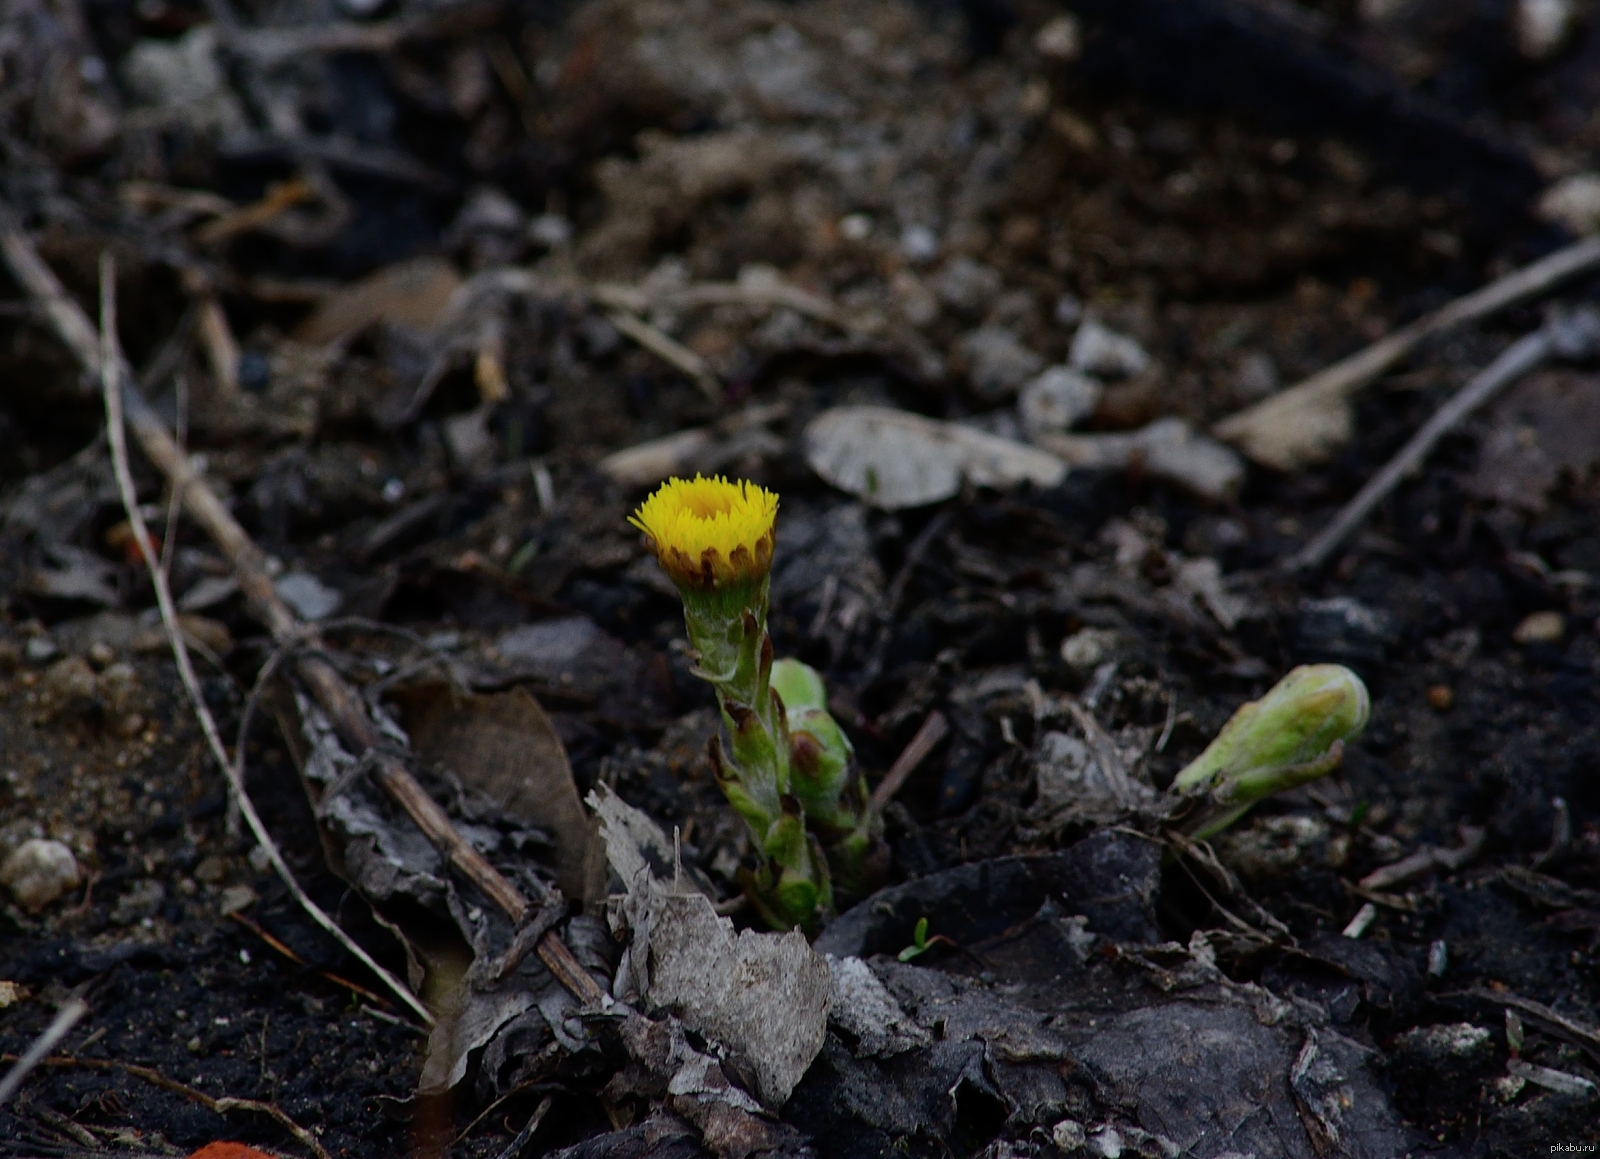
[4,0,1600,1154]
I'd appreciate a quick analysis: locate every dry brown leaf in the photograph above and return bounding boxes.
[293,255,463,344]
[395,684,594,900]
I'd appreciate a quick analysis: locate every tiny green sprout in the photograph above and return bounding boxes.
[1171,664,1370,842]
[897,916,956,962]
[898,917,932,962]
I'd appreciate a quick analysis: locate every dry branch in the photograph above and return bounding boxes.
[0,207,600,1009]
[95,251,432,1027]
[1214,234,1600,471]
[1284,307,1600,572]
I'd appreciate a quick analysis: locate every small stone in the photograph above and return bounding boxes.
[218,883,258,916]
[931,256,1001,314]
[247,845,273,874]
[959,326,1045,400]
[899,224,939,264]
[87,641,115,668]
[1514,0,1577,60]
[112,879,166,925]
[1034,14,1082,60]
[839,212,873,241]
[35,656,97,721]
[194,855,228,885]
[1487,1073,1526,1102]
[1051,1119,1086,1151]
[186,1034,204,1054]
[1512,610,1565,644]
[1061,627,1119,671]
[528,212,573,250]
[1054,293,1083,327]
[1425,684,1454,711]
[1,838,83,911]
[1019,366,1103,436]
[1537,173,1600,236]
[25,636,58,664]
[0,980,23,1007]
[1428,939,1449,977]
[274,573,342,622]
[1232,350,1280,401]
[1089,1126,1123,1159]
[1069,319,1150,378]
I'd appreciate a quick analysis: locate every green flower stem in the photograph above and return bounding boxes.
[679,576,832,930]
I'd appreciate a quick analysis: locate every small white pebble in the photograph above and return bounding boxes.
[0,839,81,912]
[839,213,873,241]
[1342,902,1378,939]
[1428,939,1448,977]
[1512,610,1565,645]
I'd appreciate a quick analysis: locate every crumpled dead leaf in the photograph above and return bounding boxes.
[824,954,931,1058]
[803,405,1066,509]
[276,691,607,1098]
[592,785,831,1109]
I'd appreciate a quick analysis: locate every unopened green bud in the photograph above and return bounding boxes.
[772,659,854,821]
[1173,664,1369,840]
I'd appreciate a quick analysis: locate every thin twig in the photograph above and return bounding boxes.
[0,212,602,1012]
[1284,328,1549,570]
[1285,309,1600,571]
[0,992,89,1106]
[605,308,722,404]
[870,710,950,812]
[1464,986,1600,1065]
[1,1053,331,1159]
[491,1095,554,1159]
[1216,234,1600,470]
[96,252,432,1028]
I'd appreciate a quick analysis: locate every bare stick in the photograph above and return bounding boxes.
[1284,307,1600,571]
[0,994,89,1106]
[96,252,432,1027]
[1215,234,1600,470]
[605,308,722,404]
[1,209,603,1011]
[1,1053,331,1159]
[870,710,950,812]
[1283,329,1551,570]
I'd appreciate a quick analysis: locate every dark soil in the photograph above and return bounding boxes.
[3,0,1600,1156]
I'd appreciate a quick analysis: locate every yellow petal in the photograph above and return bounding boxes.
[629,475,779,588]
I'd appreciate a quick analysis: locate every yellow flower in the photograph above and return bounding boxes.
[629,475,779,590]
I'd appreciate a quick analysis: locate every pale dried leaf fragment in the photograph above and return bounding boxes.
[591,786,831,1109]
[804,405,1066,509]
[1035,417,1245,502]
[824,955,930,1058]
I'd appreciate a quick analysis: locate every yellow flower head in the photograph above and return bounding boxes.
[629,475,779,590]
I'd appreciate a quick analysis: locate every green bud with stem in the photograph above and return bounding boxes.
[771,658,887,897]
[1171,664,1370,842]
